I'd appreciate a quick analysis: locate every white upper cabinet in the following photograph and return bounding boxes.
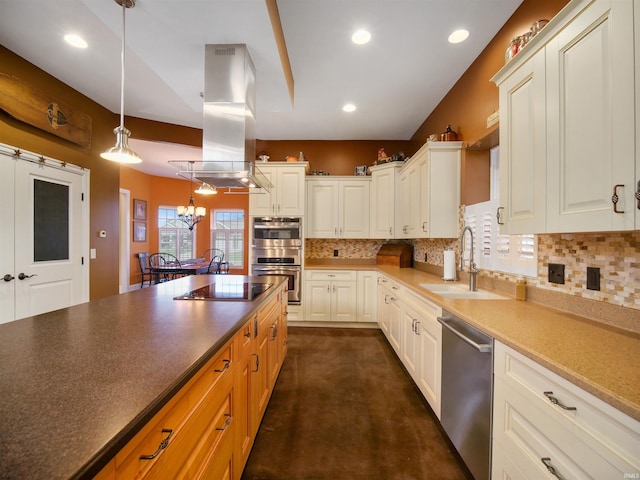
[249,162,307,217]
[546,0,635,232]
[306,177,370,238]
[369,162,403,239]
[497,51,546,234]
[493,0,638,233]
[399,141,461,239]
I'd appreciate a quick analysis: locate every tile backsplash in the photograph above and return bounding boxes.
[307,231,639,311]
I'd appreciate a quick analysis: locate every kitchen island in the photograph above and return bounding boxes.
[0,275,287,479]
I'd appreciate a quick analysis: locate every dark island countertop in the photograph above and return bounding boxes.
[0,275,285,480]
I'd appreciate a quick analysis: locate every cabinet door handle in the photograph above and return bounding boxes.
[270,323,278,341]
[251,353,259,372]
[612,184,625,213]
[422,221,427,232]
[496,206,504,225]
[635,180,640,209]
[214,359,231,373]
[3,274,14,282]
[215,413,232,431]
[411,319,416,333]
[543,391,576,411]
[540,458,566,480]
[414,320,420,334]
[140,429,174,460]
[389,227,392,236]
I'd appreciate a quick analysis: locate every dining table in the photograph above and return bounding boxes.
[150,259,211,282]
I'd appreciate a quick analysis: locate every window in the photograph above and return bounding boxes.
[211,210,244,268]
[158,207,195,260]
[462,146,537,278]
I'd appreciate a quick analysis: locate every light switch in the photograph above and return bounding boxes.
[90,248,97,259]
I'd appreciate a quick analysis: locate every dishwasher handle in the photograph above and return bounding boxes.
[438,316,492,353]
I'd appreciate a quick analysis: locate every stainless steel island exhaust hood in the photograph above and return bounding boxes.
[171,44,271,191]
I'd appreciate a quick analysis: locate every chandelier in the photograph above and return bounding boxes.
[177,172,206,230]
[100,0,141,164]
[177,196,206,230]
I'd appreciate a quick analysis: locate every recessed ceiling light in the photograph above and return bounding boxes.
[64,34,88,49]
[448,29,469,44]
[343,103,357,113]
[351,29,371,45]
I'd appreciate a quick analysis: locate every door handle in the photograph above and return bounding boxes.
[612,184,624,213]
[18,273,37,280]
[3,274,14,282]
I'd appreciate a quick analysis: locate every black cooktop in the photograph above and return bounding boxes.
[174,281,273,302]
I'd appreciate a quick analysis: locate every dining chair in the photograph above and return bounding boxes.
[149,253,183,281]
[201,249,229,274]
[136,252,153,288]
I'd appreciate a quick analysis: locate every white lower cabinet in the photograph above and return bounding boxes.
[356,270,377,323]
[303,269,379,323]
[303,270,357,322]
[377,273,442,416]
[492,341,640,479]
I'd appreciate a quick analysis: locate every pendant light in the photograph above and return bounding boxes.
[100,0,142,164]
[177,164,206,230]
[194,182,217,195]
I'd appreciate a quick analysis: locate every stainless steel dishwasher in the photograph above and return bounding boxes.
[438,311,493,480]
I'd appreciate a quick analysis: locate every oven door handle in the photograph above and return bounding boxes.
[253,267,300,273]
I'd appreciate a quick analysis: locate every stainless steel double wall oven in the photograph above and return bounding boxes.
[251,217,302,304]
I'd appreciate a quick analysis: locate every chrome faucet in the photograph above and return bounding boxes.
[459,226,479,291]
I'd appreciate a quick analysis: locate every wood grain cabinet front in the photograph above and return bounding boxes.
[114,339,236,479]
[97,285,288,480]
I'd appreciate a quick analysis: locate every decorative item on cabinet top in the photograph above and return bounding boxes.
[505,19,549,63]
[374,149,405,166]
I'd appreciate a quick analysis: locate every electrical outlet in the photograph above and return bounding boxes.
[548,263,565,284]
[586,267,600,291]
[333,249,338,257]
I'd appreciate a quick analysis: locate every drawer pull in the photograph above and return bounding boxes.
[140,429,174,460]
[541,457,566,480]
[214,359,231,373]
[215,413,232,431]
[543,391,577,411]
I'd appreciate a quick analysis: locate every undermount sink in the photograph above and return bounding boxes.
[419,283,508,300]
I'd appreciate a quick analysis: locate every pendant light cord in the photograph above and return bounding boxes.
[119,0,127,129]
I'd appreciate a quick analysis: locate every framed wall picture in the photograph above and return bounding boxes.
[133,199,147,220]
[354,165,367,176]
[133,221,147,242]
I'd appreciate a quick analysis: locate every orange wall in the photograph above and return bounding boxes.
[120,168,249,286]
[412,0,570,146]
[256,140,417,175]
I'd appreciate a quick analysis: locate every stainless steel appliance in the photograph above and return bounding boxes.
[251,247,301,304]
[252,217,302,248]
[438,311,493,480]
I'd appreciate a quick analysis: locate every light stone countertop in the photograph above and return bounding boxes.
[307,262,640,422]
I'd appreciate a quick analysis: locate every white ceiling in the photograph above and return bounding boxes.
[0,0,522,178]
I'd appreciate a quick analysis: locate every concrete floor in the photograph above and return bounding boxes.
[241,327,471,480]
